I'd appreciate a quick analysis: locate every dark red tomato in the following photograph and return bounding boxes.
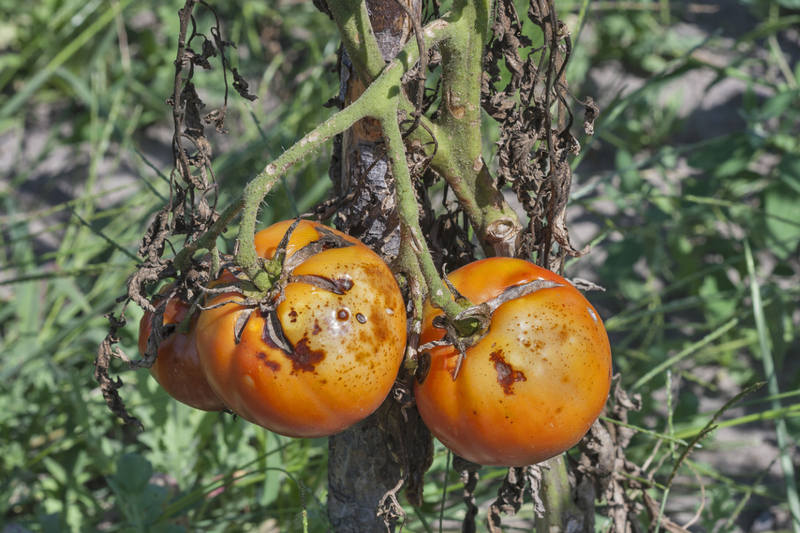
[138,287,226,412]
[414,258,612,467]
[195,220,407,438]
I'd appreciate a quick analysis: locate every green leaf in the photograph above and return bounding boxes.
[698,276,736,322]
[776,0,800,9]
[777,154,800,195]
[113,453,153,494]
[763,186,800,260]
[616,148,642,193]
[759,89,800,120]
[687,135,752,178]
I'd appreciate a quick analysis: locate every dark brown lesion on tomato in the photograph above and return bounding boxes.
[286,336,326,374]
[415,351,431,384]
[336,275,354,292]
[490,349,526,395]
[289,274,354,295]
[256,352,281,373]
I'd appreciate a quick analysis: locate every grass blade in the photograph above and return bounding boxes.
[744,240,800,533]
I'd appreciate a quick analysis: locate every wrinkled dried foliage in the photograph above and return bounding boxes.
[577,378,647,533]
[483,0,598,269]
[94,0,255,428]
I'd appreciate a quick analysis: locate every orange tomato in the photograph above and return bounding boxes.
[195,220,407,438]
[414,258,612,466]
[138,287,226,412]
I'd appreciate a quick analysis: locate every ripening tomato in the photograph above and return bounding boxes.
[195,220,407,438]
[414,258,612,467]
[138,286,227,412]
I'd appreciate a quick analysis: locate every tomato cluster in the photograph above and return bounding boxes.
[138,220,407,438]
[195,220,407,438]
[139,222,611,464]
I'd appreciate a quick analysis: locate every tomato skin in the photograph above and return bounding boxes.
[195,220,407,438]
[138,288,227,412]
[414,258,612,467]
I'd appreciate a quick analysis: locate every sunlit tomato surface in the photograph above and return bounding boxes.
[195,220,407,438]
[414,258,612,467]
[138,287,227,412]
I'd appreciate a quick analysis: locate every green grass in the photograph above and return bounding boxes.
[1,0,799,531]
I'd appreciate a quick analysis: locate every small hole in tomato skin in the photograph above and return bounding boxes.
[337,275,354,291]
[337,309,350,321]
[356,313,367,324]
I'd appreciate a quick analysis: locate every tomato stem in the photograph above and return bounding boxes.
[380,103,471,319]
[234,88,381,291]
[176,0,520,312]
[428,0,522,258]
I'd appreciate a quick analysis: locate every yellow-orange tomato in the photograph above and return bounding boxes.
[195,220,407,438]
[414,258,612,467]
[138,287,226,412]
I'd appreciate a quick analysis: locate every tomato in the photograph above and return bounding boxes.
[195,220,407,438]
[413,258,612,467]
[138,286,227,412]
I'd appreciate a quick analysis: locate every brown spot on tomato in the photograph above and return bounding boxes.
[289,309,298,323]
[256,352,281,373]
[337,308,350,321]
[312,320,322,335]
[336,275,354,292]
[490,349,527,395]
[285,337,326,374]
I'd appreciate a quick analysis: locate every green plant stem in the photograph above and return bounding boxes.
[321,3,478,320]
[745,240,800,533]
[535,455,585,533]
[174,62,390,281]
[767,4,798,90]
[632,316,739,390]
[327,0,386,84]
[172,12,452,289]
[235,89,381,291]
[328,0,521,257]
[380,102,469,319]
[428,0,522,257]
[227,0,516,309]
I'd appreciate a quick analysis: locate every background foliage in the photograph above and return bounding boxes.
[0,0,798,531]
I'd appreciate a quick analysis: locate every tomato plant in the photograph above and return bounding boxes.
[414,258,612,467]
[195,220,407,438]
[138,286,227,412]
